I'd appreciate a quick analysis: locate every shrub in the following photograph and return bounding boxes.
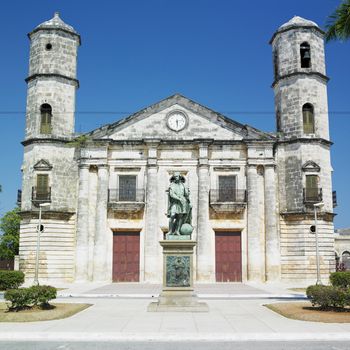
[29,285,57,308]
[330,271,350,289]
[306,284,347,309]
[4,285,57,311]
[0,270,24,290]
[4,288,34,310]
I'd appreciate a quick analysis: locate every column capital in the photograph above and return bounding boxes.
[264,163,276,169]
[78,163,90,170]
[97,164,109,170]
[147,158,158,168]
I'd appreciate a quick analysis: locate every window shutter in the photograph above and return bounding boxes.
[306,175,318,201]
[218,176,236,202]
[37,174,49,195]
[119,175,137,201]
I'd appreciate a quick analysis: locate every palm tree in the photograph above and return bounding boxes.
[325,0,350,42]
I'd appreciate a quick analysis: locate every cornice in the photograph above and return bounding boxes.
[25,73,79,88]
[272,71,329,88]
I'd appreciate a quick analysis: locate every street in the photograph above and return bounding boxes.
[0,341,348,350]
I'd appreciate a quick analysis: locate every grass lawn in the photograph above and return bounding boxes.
[265,301,350,323]
[288,288,307,293]
[0,302,92,322]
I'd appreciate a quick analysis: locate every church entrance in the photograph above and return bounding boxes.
[215,231,242,282]
[112,231,140,282]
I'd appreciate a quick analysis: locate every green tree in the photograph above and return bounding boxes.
[0,207,21,259]
[325,0,350,42]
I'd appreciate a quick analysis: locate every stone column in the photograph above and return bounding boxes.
[92,164,109,281]
[75,164,90,281]
[196,143,214,282]
[264,164,280,281]
[144,141,160,282]
[247,164,262,281]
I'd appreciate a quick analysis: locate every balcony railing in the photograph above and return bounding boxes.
[303,187,322,203]
[209,189,247,203]
[108,189,145,203]
[32,187,51,203]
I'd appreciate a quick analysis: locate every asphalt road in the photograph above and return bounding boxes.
[0,341,348,350]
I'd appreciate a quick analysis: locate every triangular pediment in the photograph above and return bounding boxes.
[33,159,53,171]
[302,160,320,172]
[88,94,274,142]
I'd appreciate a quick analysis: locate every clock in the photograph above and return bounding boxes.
[166,111,188,132]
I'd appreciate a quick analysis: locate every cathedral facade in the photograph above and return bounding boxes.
[19,13,336,284]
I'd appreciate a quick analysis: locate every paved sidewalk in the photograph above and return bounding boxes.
[0,298,350,341]
[54,282,307,299]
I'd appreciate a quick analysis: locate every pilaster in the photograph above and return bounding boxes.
[92,164,109,281]
[264,164,280,281]
[247,164,262,281]
[75,164,90,281]
[144,140,161,282]
[196,142,214,282]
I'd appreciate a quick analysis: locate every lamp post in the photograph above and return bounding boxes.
[33,202,50,285]
[313,202,324,285]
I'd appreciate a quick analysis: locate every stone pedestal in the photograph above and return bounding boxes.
[148,240,208,312]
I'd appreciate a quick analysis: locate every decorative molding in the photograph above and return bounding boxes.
[20,210,75,221]
[272,71,329,88]
[270,25,325,44]
[33,159,53,171]
[302,160,321,172]
[280,211,335,222]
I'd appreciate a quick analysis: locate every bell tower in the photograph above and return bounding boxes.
[271,16,335,282]
[25,12,80,140]
[19,13,81,283]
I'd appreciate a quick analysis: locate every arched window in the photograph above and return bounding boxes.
[303,103,315,134]
[300,42,311,68]
[342,251,350,271]
[40,103,52,134]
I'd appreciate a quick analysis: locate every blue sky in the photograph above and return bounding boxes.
[0,0,349,228]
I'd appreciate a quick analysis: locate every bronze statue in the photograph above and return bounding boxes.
[167,172,192,235]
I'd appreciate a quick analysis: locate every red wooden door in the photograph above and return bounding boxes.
[215,232,242,282]
[113,232,140,282]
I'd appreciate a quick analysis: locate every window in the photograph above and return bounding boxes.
[342,251,350,270]
[305,175,318,202]
[218,175,236,202]
[273,49,279,79]
[300,42,311,68]
[118,175,137,201]
[40,103,52,134]
[303,103,315,134]
[36,174,50,200]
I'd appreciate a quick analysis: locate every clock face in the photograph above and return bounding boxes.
[167,111,187,132]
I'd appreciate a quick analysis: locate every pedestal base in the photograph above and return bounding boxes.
[148,290,209,312]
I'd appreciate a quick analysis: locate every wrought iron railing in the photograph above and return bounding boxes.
[303,187,322,203]
[32,186,51,203]
[209,189,247,203]
[108,189,145,202]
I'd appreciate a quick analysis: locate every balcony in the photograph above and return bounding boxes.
[108,189,145,212]
[209,189,247,213]
[303,187,323,204]
[32,187,51,205]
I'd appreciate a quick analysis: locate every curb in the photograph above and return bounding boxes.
[56,293,307,300]
[0,332,349,342]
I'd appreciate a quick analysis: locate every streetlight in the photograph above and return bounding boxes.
[33,202,50,285]
[313,202,324,285]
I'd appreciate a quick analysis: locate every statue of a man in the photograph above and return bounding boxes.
[167,172,192,235]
